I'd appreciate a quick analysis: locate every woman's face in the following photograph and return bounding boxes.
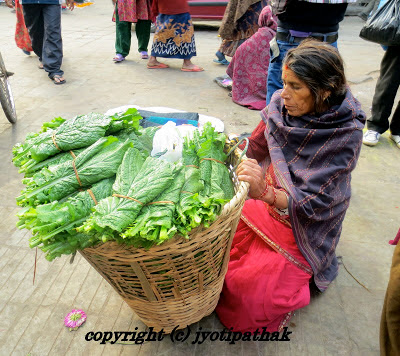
[281,66,315,117]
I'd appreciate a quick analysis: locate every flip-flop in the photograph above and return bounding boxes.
[147,63,169,69]
[113,54,125,63]
[38,62,44,69]
[181,65,204,72]
[140,51,149,59]
[50,74,66,85]
[213,58,230,65]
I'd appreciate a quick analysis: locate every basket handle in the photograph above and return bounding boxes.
[130,262,157,302]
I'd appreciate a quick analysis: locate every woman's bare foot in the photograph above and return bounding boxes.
[181,59,204,72]
[147,56,169,68]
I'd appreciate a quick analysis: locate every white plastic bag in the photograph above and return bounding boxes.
[150,121,197,163]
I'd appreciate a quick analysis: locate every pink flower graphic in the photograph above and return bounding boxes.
[64,309,87,331]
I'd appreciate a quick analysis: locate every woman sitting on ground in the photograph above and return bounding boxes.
[226,5,277,110]
[216,39,366,333]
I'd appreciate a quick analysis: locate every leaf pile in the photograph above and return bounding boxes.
[13,114,235,261]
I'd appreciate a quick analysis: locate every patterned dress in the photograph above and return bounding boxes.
[115,0,152,23]
[151,13,196,59]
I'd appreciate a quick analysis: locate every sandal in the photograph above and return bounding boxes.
[113,54,125,63]
[213,58,230,65]
[140,51,149,59]
[50,74,66,85]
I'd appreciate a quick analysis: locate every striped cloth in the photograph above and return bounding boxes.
[257,88,365,291]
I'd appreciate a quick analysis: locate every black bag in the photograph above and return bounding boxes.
[359,0,400,46]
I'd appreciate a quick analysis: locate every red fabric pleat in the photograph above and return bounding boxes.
[216,199,312,333]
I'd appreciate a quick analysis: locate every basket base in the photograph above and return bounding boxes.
[123,274,225,333]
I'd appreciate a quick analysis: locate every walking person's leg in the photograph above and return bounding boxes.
[22,4,44,62]
[114,2,131,61]
[135,19,151,58]
[367,47,400,134]
[42,4,64,83]
[389,100,400,148]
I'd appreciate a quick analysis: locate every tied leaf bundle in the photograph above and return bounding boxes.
[175,123,234,236]
[12,109,141,167]
[81,150,182,242]
[17,137,131,207]
[17,178,115,261]
[122,169,186,247]
[197,123,235,200]
[115,126,158,156]
[19,148,85,177]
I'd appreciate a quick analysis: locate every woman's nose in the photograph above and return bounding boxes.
[280,87,290,99]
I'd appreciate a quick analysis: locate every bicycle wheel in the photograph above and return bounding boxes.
[0,53,17,124]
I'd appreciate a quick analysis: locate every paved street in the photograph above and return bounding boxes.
[0,2,399,355]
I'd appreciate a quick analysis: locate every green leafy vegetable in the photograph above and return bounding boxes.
[17,137,131,207]
[122,168,186,246]
[12,109,141,167]
[81,154,181,242]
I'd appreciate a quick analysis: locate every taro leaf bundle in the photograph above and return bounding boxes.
[122,168,186,247]
[16,137,131,207]
[81,153,181,242]
[12,108,141,167]
[18,177,115,259]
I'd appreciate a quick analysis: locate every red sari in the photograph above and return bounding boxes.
[15,0,32,52]
[216,167,313,333]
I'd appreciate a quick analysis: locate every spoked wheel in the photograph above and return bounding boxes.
[0,53,17,124]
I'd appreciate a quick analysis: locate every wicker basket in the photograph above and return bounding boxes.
[79,148,249,333]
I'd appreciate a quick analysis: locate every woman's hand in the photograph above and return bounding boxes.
[236,159,267,198]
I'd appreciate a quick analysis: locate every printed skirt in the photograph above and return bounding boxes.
[151,12,196,59]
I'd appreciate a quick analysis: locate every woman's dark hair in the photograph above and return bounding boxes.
[283,39,347,114]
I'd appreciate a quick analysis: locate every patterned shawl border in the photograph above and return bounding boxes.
[241,214,313,276]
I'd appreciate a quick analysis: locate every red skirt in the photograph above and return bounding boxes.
[215,199,313,333]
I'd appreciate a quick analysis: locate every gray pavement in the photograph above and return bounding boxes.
[0,2,399,355]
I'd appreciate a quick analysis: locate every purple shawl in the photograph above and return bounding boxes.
[259,89,365,291]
